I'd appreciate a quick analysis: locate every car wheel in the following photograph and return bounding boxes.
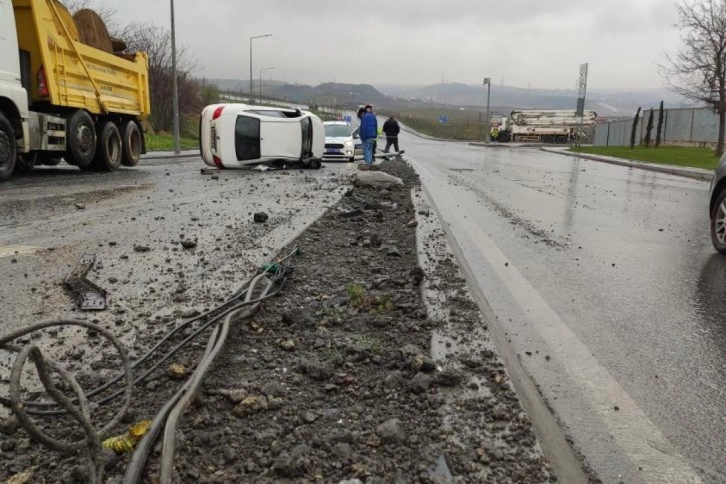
[349,157,355,162]
[0,112,17,181]
[309,158,322,169]
[711,189,726,254]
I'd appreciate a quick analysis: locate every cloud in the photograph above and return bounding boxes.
[86,0,682,89]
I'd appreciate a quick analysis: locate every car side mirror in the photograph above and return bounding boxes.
[352,129,360,139]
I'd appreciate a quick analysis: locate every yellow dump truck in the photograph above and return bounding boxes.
[0,0,150,180]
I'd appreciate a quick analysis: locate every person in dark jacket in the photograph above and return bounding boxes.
[359,105,378,165]
[382,115,401,153]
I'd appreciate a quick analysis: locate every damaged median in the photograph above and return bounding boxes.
[1,160,554,483]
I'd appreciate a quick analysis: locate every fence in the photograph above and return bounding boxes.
[594,106,720,148]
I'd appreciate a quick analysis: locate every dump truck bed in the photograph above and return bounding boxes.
[13,0,150,118]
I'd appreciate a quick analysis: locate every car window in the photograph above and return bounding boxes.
[324,124,352,137]
[301,117,313,158]
[235,115,261,161]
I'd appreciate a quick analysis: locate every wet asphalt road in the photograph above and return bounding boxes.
[0,157,350,359]
[403,133,724,482]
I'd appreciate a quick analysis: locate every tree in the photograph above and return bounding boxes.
[60,0,118,34]
[117,22,199,132]
[630,107,641,149]
[644,109,655,147]
[656,101,665,147]
[662,0,726,156]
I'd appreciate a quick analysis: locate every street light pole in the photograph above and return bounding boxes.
[170,0,180,154]
[483,78,491,143]
[259,67,275,104]
[249,34,272,103]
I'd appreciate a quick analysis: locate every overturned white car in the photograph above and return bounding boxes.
[200,104,325,169]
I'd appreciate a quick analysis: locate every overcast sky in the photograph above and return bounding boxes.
[92,0,682,90]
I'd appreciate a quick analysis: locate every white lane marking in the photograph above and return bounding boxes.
[409,157,702,483]
[0,245,41,258]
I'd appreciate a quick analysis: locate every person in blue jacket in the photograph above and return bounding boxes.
[359,105,378,165]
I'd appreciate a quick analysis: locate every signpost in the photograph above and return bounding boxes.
[575,63,589,148]
[483,78,491,142]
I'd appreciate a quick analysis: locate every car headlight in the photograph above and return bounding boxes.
[344,140,353,147]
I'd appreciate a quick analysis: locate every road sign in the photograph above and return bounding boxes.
[439,115,448,124]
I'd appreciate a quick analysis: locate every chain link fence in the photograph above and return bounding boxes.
[594,107,719,148]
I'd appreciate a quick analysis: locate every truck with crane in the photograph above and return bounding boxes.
[0,0,150,181]
[494,109,597,144]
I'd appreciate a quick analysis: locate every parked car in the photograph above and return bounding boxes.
[709,154,726,253]
[200,104,324,169]
[323,121,361,161]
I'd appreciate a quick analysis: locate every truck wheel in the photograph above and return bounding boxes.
[0,113,16,181]
[121,120,142,167]
[15,152,38,173]
[66,110,96,167]
[556,135,568,144]
[93,121,123,171]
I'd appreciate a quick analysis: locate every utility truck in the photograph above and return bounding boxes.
[494,110,597,144]
[0,0,150,181]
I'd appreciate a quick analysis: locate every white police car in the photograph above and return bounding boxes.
[323,121,361,162]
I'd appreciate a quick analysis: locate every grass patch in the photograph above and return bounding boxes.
[571,146,719,170]
[145,132,199,152]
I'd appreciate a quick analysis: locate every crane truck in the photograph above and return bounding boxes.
[0,0,150,181]
[494,110,597,144]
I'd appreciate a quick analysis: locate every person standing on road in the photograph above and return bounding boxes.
[382,115,401,153]
[359,105,378,166]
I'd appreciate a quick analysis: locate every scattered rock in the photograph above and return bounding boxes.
[180,239,197,249]
[409,266,425,285]
[181,308,200,319]
[282,309,315,328]
[302,411,317,423]
[168,363,188,379]
[278,339,296,351]
[208,388,248,403]
[133,245,151,253]
[261,383,285,398]
[233,395,268,416]
[273,444,313,478]
[408,372,433,394]
[411,354,437,373]
[386,246,402,257]
[434,368,464,387]
[254,212,269,223]
[376,418,405,444]
[406,219,419,228]
[304,360,334,381]
[75,203,86,210]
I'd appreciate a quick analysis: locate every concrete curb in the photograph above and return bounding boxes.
[470,142,548,149]
[142,150,199,161]
[541,147,714,182]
